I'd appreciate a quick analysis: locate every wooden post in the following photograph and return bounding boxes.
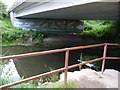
[101,43,107,74]
[64,49,69,88]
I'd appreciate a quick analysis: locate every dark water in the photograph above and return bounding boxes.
[2,44,120,78]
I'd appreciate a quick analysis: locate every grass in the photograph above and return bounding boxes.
[52,82,77,88]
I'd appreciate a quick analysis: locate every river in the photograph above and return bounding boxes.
[1,36,120,81]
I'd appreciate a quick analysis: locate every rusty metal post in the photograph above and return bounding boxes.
[101,43,107,74]
[64,49,69,88]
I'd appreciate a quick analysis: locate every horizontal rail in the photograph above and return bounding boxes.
[0,43,104,61]
[68,57,103,69]
[0,48,66,61]
[107,43,120,46]
[106,57,120,59]
[0,57,103,89]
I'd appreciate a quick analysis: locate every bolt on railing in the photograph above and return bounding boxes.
[0,43,120,89]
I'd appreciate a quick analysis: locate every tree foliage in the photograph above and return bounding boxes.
[0,0,8,19]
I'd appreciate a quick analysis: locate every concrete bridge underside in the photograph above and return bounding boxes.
[9,0,119,20]
[16,2,119,20]
[9,0,119,31]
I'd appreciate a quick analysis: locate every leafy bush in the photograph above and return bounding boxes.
[81,20,120,42]
[1,19,26,44]
[1,19,44,46]
[28,30,44,44]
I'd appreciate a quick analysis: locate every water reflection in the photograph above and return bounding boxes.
[1,59,20,81]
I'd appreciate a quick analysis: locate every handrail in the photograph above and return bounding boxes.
[0,43,104,60]
[106,43,120,46]
[0,57,103,89]
[0,43,120,89]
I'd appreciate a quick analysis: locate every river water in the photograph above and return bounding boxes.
[1,36,120,80]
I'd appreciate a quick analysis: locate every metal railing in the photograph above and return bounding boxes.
[0,43,120,89]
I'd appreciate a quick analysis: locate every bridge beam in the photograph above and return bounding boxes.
[9,0,119,20]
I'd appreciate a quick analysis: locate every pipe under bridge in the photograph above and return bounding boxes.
[9,0,119,32]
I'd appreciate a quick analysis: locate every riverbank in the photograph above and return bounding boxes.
[1,18,120,47]
[1,33,103,47]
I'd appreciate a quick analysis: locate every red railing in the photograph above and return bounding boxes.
[0,43,120,89]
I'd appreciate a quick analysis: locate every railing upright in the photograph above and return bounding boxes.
[64,49,69,87]
[101,43,108,73]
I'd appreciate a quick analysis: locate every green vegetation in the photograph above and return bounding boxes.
[0,78,37,88]
[0,1,44,46]
[37,67,59,83]
[0,59,36,88]
[0,77,76,88]
[79,53,97,61]
[0,0,8,19]
[0,65,59,88]
[52,82,76,88]
[81,20,120,43]
[79,53,101,70]
[1,18,44,46]
[1,0,119,45]
[46,67,59,82]
[0,62,75,88]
